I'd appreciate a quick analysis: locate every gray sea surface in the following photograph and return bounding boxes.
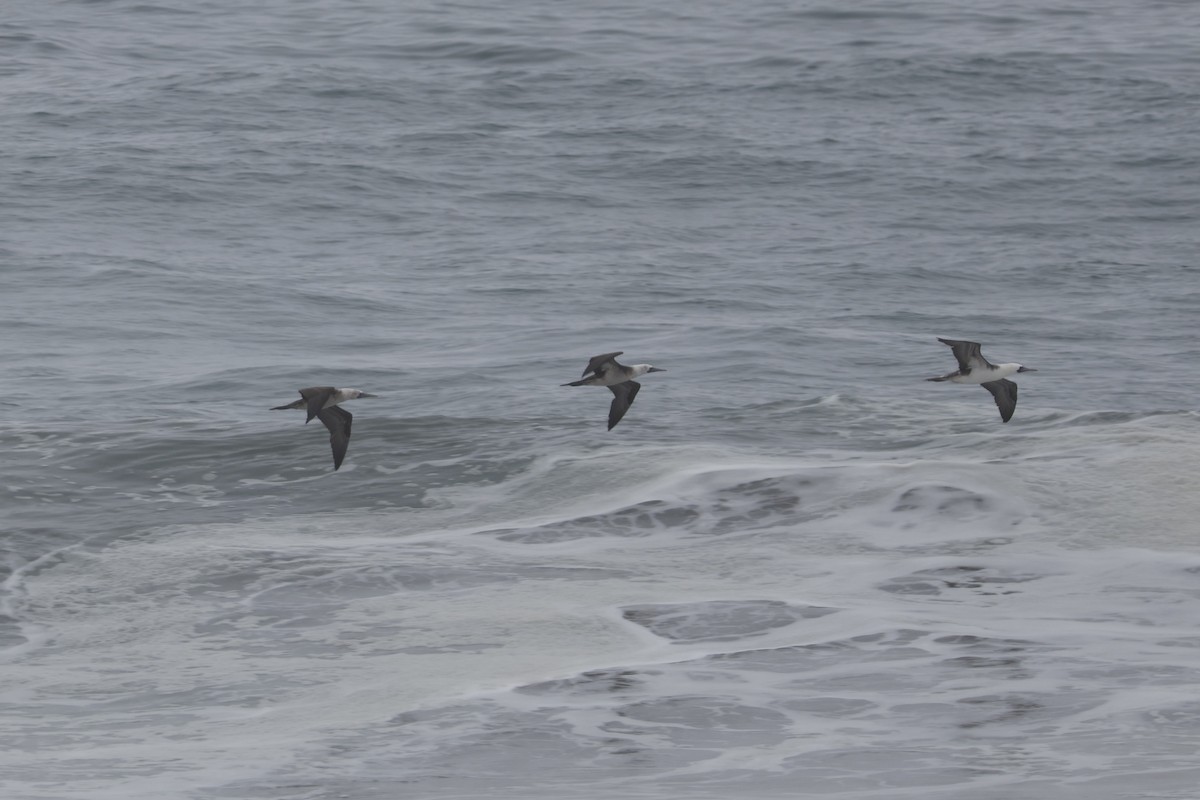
[2,0,1200,798]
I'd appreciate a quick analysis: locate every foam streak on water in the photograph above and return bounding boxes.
[2,0,1200,797]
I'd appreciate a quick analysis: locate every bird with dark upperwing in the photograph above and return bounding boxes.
[562,351,666,430]
[926,338,1036,422]
[271,387,377,470]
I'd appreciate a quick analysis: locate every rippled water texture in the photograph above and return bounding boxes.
[2,0,1199,798]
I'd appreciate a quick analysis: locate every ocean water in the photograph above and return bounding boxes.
[3,0,1200,797]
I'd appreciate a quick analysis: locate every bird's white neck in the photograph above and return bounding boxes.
[330,388,361,405]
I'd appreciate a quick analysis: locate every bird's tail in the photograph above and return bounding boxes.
[271,400,304,410]
[925,372,956,382]
[561,379,589,387]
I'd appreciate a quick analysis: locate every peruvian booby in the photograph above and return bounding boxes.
[926,338,1035,422]
[562,351,666,430]
[271,387,376,470]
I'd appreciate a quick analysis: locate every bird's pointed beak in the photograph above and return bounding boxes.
[359,392,379,398]
[648,367,667,373]
[1017,367,1036,373]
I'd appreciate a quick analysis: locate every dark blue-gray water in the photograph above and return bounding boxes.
[3,1,1200,798]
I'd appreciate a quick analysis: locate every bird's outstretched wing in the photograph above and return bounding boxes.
[584,351,623,378]
[937,338,993,374]
[981,379,1018,423]
[316,406,353,469]
[299,387,336,423]
[606,380,641,430]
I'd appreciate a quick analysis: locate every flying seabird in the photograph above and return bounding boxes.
[562,351,666,430]
[926,338,1036,422]
[271,387,376,470]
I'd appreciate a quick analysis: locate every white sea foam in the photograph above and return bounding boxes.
[5,417,1200,798]
[3,0,1200,796]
